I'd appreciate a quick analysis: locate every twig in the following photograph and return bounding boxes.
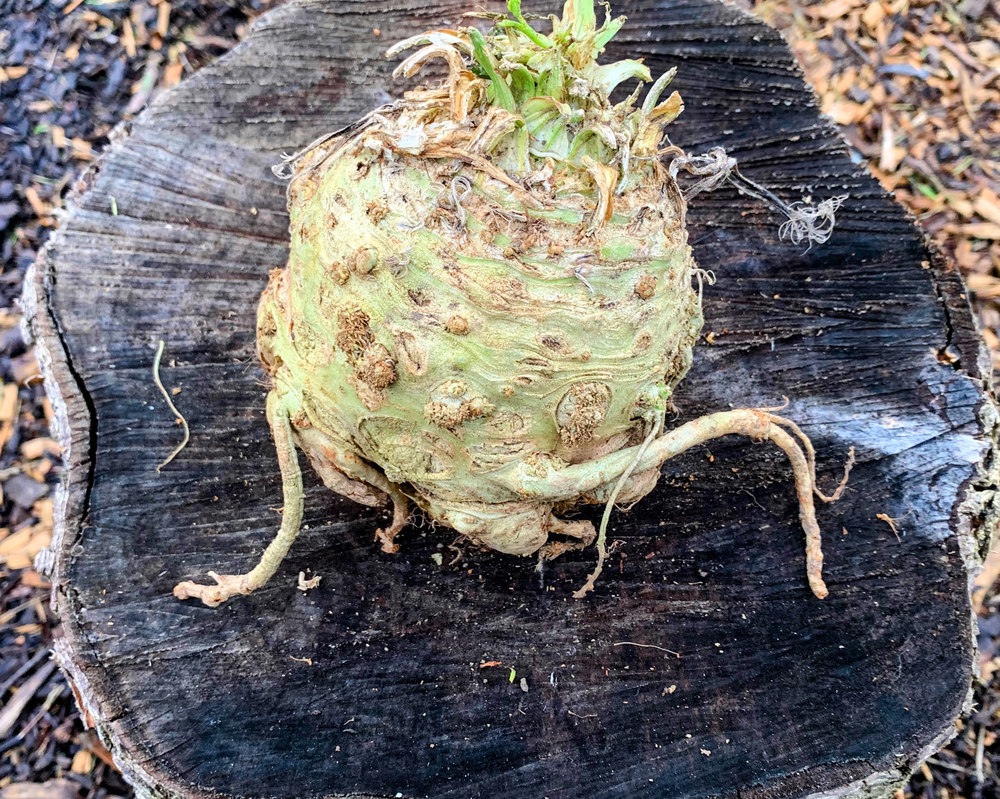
[925,757,973,775]
[153,340,190,471]
[740,489,767,512]
[0,660,57,738]
[0,648,50,697]
[876,512,902,542]
[0,459,45,482]
[975,723,985,785]
[613,641,680,657]
[17,683,66,739]
[0,597,42,626]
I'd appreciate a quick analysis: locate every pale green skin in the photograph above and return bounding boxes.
[257,136,702,555]
[172,0,836,607]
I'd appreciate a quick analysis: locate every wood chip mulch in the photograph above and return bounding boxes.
[1,1,997,798]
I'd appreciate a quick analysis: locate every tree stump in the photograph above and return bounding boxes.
[24,1,997,797]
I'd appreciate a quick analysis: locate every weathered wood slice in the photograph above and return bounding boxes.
[23,1,997,798]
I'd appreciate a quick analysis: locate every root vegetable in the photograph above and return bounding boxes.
[174,0,850,608]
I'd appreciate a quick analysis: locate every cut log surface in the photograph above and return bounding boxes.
[23,1,998,798]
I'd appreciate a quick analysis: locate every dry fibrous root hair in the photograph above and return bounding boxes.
[173,0,852,608]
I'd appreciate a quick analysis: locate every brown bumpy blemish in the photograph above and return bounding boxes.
[497,277,529,302]
[297,218,316,241]
[666,346,693,383]
[425,398,495,430]
[350,246,378,274]
[635,274,657,300]
[394,331,428,375]
[409,289,431,307]
[425,380,495,430]
[256,297,280,375]
[329,261,351,285]
[356,343,397,390]
[366,201,389,223]
[291,173,319,204]
[521,451,568,479]
[446,315,470,335]
[634,332,653,352]
[335,309,374,363]
[540,334,566,353]
[257,305,278,342]
[556,382,612,445]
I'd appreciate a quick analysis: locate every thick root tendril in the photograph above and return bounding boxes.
[572,408,850,600]
[173,390,413,607]
[173,571,256,609]
[173,390,305,608]
[538,516,598,561]
[375,487,411,554]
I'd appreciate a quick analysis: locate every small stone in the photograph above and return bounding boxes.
[4,473,47,509]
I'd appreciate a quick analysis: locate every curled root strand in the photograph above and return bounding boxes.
[563,408,848,601]
[820,446,855,504]
[574,409,664,599]
[766,413,855,503]
[762,424,828,599]
[153,340,190,472]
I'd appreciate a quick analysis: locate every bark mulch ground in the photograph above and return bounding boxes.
[1,1,997,797]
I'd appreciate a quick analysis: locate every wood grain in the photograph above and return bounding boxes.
[23,1,997,797]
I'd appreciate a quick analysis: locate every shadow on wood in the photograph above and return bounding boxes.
[23,1,997,797]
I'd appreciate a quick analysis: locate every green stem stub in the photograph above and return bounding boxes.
[469,28,517,112]
[387,0,684,187]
